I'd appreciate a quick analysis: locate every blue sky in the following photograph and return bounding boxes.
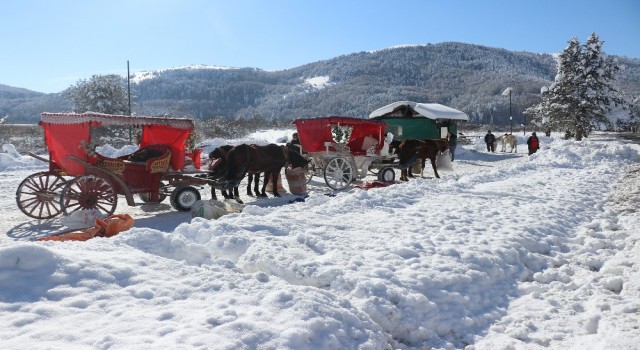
[2,0,639,93]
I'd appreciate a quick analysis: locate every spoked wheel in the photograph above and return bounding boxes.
[16,172,67,219]
[60,175,118,217]
[304,158,317,184]
[170,186,201,211]
[323,157,354,191]
[377,167,396,182]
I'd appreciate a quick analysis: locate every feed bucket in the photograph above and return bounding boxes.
[285,167,307,195]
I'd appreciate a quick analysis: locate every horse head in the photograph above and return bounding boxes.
[388,140,402,156]
[208,145,233,179]
[436,139,449,154]
[287,150,310,169]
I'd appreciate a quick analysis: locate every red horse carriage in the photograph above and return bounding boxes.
[292,116,397,191]
[16,112,211,220]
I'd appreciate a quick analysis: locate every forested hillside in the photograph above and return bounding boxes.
[0,85,70,123]
[2,42,639,125]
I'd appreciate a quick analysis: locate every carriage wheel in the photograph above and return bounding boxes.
[16,172,67,219]
[304,158,317,184]
[60,175,118,217]
[377,167,396,182]
[323,157,354,191]
[170,186,201,211]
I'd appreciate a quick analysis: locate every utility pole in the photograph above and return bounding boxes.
[127,60,132,143]
[127,60,131,116]
[502,87,513,134]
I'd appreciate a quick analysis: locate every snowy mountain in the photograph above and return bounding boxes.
[2,43,640,125]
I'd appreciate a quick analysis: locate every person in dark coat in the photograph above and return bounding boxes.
[484,130,496,152]
[447,130,457,161]
[286,132,302,154]
[527,132,540,155]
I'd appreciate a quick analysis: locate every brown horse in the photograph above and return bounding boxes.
[221,143,309,197]
[396,138,448,180]
[208,145,240,203]
[209,145,263,203]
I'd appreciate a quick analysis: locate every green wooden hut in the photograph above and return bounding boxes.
[368,101,468,141]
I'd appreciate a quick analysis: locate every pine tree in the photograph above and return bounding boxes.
[534,34,624,140]
[63,74,128,114]
[544,37,583,139]
[523,89,550,136]
[580,33,625,137]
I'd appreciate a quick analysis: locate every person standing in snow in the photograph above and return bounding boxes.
[527,132,540,155]
[447,130,457,161]
[484,130,496,152]
[286,132,302,154]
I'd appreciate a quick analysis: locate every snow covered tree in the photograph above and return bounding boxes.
[63,74,128,114]
[523,89,550,136]
[580,33,625,135]
[624,95,640,132]
[543,37,584,139]
[534,34,624,140]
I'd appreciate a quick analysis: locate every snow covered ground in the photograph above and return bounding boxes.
[1,131,639,349]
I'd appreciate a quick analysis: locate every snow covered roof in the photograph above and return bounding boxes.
[40,112,195,129]
[368,101,469,121]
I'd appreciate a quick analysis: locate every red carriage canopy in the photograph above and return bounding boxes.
[41,122,91,175]
[40,112,196,173]
[292,116,387,153]
[139,124,192,170]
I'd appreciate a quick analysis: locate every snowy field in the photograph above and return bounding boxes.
[1,131,639,349]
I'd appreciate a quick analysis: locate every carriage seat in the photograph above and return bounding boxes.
[347,135,379,156]
[93,153,126,175]
[92,145,172,176]
[119,144,172,173]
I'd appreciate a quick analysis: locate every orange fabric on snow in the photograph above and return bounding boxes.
[38,214,134,242]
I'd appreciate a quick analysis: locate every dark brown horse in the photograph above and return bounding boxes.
[208,145,260,203]
[221,143,309,197]
[396,138,448,180]
[208,145,240,202]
